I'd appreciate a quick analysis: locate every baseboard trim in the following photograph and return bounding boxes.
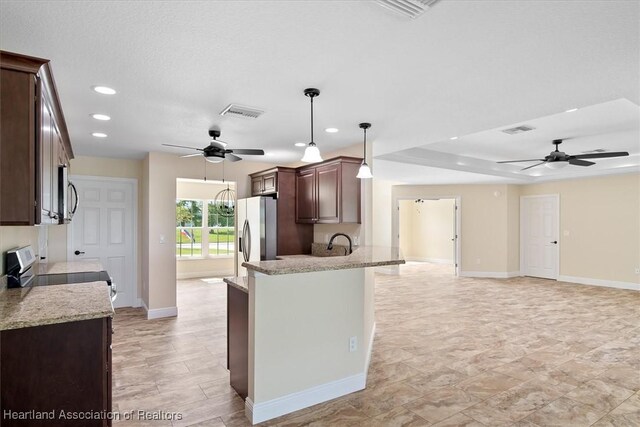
[558,275,639,291]
[375,266,399,275]
[365,322,376,376]
[146,306,178,320]
[176,270,234,280]
[245,373,366,425]
[406,257,454,265]
[460,271,520,278]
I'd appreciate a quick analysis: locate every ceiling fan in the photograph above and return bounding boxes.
[162,130,265,163]
[497,139,629,171]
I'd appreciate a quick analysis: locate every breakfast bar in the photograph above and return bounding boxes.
[225,245,404,425]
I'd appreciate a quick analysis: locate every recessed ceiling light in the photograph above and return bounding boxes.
[325,128,339,133]
[91,132,107,138]
[91,113,111,121]
[450,136,458,140]
[565,108,578,113]
[92,86,116,95]
[294,142,306,147]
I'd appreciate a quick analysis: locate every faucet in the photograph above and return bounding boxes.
[327,233,353,255]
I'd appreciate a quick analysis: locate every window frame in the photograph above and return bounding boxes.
[176,198,235,259]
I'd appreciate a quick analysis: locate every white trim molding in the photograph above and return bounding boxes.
[146,306,178,320]
[405,257,454,265]
[245,373,366,425]
[558,275,639,291]
[460,271,521,279]
[176,270,234,280]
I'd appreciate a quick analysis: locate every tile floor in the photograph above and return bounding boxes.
[112,263,640,426]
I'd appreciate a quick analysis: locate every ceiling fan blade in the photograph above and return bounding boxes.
[180,153,202,158]
[497,159,545,163]
[162,143,203,151]
[226,153,242,162]
[569,159,595,167]
[228,149,265,155]
[571,151,629,160]
[520,161,546,171]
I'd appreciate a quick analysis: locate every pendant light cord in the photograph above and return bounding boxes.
[310,95,314,144]
[363,128,367,160]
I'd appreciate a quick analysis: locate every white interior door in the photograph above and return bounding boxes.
[521,195,559,280]
[68,176,136,308]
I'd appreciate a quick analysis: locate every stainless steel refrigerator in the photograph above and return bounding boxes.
[236,196,277,277]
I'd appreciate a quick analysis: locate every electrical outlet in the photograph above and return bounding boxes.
[353,236,360,246]
[635,267,640,275]
[349,336,357,352]
[159,234,166,244]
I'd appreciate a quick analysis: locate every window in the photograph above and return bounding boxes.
[176,199,234,258]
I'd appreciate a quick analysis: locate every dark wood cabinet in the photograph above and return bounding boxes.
[0,50,73,226]
[295,168,317,223]
[227,285,248,400]
[295,157,362,225]
[250,170,278,196]
[0,317,112,426]
[249,168,314,255]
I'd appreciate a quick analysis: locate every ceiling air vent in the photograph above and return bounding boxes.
[501,125,536,135]
[376,0,441,19]
[219,104,264,120]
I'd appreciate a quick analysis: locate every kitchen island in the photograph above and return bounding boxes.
[225,245,403,425]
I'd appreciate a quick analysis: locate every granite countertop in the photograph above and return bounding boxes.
[39,260,105,275]
[0,281,114,331]
[223,276,249,293]
[242,245,405,276]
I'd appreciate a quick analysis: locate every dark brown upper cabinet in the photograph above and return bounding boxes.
[0,51,73,225]
[250,169,278,196]
[295,156,362,224]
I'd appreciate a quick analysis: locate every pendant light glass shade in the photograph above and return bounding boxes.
[357,163,373,179]
[357,122,373,179]
[301,88,323,163]
[301,142,322,163]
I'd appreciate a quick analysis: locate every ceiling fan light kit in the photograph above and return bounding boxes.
[357,122,373,179]
[162,128,264,163]
[301,88,323,163]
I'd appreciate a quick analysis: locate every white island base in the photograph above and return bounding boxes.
[245,267,376,424]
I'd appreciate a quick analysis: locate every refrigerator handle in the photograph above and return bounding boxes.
[244,221,252,262]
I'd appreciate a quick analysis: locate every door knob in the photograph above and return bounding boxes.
[74,250,85,255]
[550,241,558,244]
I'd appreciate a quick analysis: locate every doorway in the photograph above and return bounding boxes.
[397,198,460,276]
[67,176,137,308]
[520,194,559,280]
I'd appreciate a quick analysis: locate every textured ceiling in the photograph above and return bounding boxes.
[0,0,638,184]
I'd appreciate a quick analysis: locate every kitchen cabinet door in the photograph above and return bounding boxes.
[251,177,263,196]
[262,172,277,194]
[316,162,341,224]
[0,70,37,225]
[295,169,317,223]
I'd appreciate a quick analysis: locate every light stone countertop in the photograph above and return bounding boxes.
[40,260,105,275]
[0,281,114,331]
[223,276,249,293]
[242,245,405,276]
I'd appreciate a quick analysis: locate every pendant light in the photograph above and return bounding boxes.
[356,122,373,179]
[301,88,323,163]
[213,161,236,218]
